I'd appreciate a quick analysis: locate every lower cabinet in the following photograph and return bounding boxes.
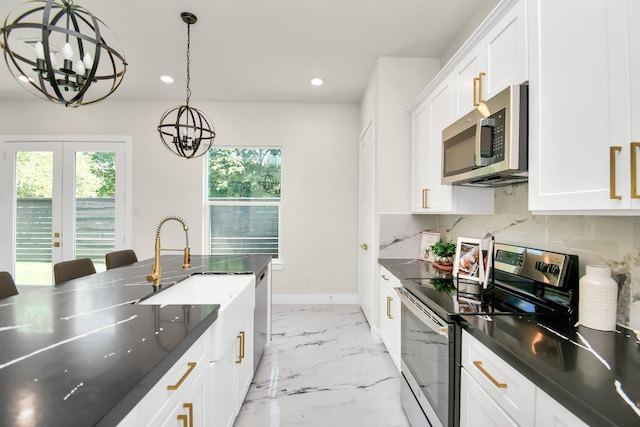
[460,330,588,427]
[379,267,401,371]
[159,364,211,427]
[211,315,255,427]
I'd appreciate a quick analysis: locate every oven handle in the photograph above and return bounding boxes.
[398,288,449,338]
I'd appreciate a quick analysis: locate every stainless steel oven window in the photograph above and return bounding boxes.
[399,289,451,427]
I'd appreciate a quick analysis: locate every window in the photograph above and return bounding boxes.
[206,148,281,258]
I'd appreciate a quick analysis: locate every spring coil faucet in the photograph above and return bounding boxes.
[147,215,191,287]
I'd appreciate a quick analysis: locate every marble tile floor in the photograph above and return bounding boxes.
[234,304,411,427]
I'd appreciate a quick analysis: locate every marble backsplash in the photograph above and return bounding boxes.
[379,183,640,329]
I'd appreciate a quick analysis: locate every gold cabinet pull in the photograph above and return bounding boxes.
[632,142,640,198]
[386,296,393,319]
[381,274,389,281]
[422,188,429,209]
[236,331,245,364]
[473,360,507,389]
[359,243,368,251]
[610,146,622,199]
[177,403,194,427]
[167,362,197,390]
[473,77,479,106]
[177,414,188,427]
[478,72,486,103]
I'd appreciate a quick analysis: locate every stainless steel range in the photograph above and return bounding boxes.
[397,243,579,427]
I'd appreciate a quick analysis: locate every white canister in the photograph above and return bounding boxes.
[578,265,618,331]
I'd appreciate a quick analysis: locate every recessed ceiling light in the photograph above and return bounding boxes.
[160,75,174,83]
[310,77,324,86]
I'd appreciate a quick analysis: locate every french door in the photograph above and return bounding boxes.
[1,137,131,286]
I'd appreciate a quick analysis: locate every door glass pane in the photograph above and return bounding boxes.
[15,151,53,286]
[75,152,116,272]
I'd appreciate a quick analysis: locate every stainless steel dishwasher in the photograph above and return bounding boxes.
[254,265,269,371]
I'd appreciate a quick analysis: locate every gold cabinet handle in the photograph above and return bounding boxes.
[632,142,640,198]
[422,188,429,209]
[473,77,479,106]
[473,360,507,389]
[236,331,245,364]
[177,403,194,427]
[478,72,486,103]
[386,296,393,319]
[381,274,389,281]
[610,146,622,199]
[359,243,368,251]
[167,362,197,390]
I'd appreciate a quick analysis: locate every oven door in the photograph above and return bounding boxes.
[399,288,454,427]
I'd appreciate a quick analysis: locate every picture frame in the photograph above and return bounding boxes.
[418,232,440,262]
[453,236,494,288]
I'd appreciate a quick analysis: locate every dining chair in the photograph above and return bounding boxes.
[0,272,19,299]
[53,258,96,285]
[105,249,138,270]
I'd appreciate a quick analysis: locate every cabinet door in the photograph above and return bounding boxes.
[528,0,637,212]
[159,364,210,427]
[410,97,431,213]
[379,283,395,356]
[210,351,235,427]
[460,368,518,427]
[233,316,254,415]
[453,45,482,118]
[535,388,589,427]
[481,0,527,100]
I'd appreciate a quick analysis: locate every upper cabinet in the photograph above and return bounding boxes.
[454,0,527,119]
[528,0,640,213]
[410,0,526,214]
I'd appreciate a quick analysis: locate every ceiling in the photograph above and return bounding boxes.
[0,0,500,104]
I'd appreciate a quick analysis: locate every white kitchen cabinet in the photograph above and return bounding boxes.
[459,368,518,427]
[210,313,254,427]
[379,266,401,371]
[528,0,640,213]
[453,0,527,119]
[461,331,535,427]
[460,330,588,427]
[159,364,210,427]
[410,75,494,214]
[535,388,589,427]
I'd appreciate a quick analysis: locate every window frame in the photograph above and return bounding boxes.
[204,146,282,262]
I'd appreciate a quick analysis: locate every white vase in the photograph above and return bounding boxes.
[578,265,618,331]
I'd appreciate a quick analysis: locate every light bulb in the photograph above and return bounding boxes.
[82,53,92,70]
[74,60,85,75]
[62,43,73,60]
[34,41,45,60]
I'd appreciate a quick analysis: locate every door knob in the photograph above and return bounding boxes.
[359,243,368,250]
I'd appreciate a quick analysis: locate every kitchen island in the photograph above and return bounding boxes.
[0,254,271,427]
[380,258,640,427]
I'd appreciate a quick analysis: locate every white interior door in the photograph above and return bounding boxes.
[358,120,375,324]
[1,137,131,286]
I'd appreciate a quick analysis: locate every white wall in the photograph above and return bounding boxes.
[0,99,360,297]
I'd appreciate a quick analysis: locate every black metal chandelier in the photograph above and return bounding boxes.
[0,0,127,107]
[157,12,215,159]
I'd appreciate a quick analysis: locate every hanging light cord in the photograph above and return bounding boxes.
[185,22,191,107]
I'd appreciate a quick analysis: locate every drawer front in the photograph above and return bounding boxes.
[380,266,401,291]
[135,329,210,425]
[461,330,535,427]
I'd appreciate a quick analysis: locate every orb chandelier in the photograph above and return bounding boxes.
[0,0,127,107]
[157,12,215,159]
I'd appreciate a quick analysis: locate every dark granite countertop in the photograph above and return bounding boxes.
[0,254,271,427]
[379,258,640,427]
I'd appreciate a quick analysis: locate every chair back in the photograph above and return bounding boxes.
[54,258,96,285]
[105,249,138,270]
[0,272,18,299]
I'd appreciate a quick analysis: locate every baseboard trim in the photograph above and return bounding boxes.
[272,293,359,304]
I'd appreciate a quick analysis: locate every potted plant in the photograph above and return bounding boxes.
[430,240,456,272]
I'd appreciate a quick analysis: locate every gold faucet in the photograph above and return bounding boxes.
[147,216,191,287]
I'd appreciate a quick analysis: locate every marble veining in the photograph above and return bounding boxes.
[234,305,410,427]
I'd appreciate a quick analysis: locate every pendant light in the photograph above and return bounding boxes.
[1,0,127,107]
[157,12,215,159]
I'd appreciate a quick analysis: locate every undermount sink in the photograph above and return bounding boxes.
[138,273,256,360]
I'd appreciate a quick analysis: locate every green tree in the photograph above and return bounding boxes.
[208,148,281,199]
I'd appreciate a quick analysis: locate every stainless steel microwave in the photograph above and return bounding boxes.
[441,84,528,187]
